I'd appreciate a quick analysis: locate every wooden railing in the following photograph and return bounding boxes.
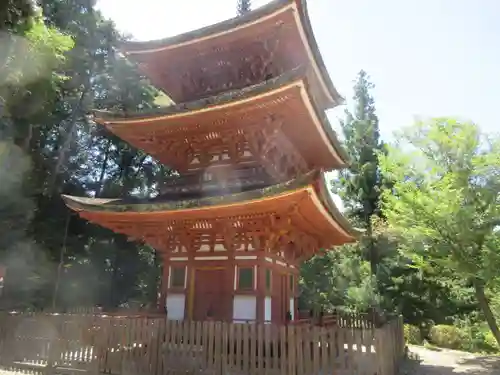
[0,312,405,375]
[295,309,388,328]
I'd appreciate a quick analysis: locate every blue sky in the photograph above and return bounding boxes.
[96,0,499,140]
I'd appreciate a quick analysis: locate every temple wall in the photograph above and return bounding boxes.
[166,294,185,320]
[264,296,272,322]
[233,295,257,322]
[160,244,300,323]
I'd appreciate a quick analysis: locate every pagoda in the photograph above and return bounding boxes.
[62,0,359,324]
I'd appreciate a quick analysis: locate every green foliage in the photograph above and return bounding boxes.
[331,71,386,306]
[301,71,387,313]
[427,322,500,353]
[0,141,33,251]
[483,331,500,353]
[380,119,500,281]
[458,324,499,353]
[429,325,466,350]
[300,245,379,313]
[0,0,165,310]
[334,70,384,225]
[303,73,470,325]
[237,0,251,16]
[380,118,500,346]
[0,3,74,308]
[0,0,34,32]
[404,324,422,345]
[6,18,73,84]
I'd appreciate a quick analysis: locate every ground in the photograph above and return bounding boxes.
[401,345,500,374]
[1,345,499,375]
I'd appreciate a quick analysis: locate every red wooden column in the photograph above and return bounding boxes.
[184,253,195,320]
[255,256,266,322]
[159,256,170,313]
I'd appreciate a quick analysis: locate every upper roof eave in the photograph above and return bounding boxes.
[120,0,344,107]
[121,0,291,53]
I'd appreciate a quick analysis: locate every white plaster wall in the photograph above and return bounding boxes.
[289,298,295,320]
[233,295,256,322]
[166,294,185,320]
[264,296,272,322]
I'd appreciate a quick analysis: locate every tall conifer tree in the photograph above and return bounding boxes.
[237,0,251,16]
[334,70,384,276]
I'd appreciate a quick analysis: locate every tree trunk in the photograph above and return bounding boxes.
[473,279,500,346]
[48,89,87,196]
[96,139,111,197]
[52,213,71,310]
[366,219,378,278]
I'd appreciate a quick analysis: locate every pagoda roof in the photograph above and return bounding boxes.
[94,69,349,176]
[62,171,360,256]
[120,0,342,108]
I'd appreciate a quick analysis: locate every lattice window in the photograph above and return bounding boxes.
[170,267,186,288]
[238,267,254,290]
[265,269,272,293]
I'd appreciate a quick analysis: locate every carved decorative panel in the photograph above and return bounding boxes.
[90,203,326,263]
[244,115,309,181]
[157,24,304,103]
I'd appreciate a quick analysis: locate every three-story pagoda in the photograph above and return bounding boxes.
[63,0,359,324]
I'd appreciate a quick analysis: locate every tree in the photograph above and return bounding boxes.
[334,70,385,276]
[0,1,74,308]
[300,245,380,313]
[300,71,386,313]
[380,118,500,345]
[0,0,33,31]
[237,0,251,16]
[0,0,167,310]
[32,0,163,309]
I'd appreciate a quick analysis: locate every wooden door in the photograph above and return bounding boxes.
[193,268,227,321]
[272,273,289,324]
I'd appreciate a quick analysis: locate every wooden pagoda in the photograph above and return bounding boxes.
[62,0,359,324]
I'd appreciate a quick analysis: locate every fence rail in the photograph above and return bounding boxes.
[295,309,385,329]
[0,312,404,375]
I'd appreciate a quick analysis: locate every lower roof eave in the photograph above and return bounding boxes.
[62,171,359,246]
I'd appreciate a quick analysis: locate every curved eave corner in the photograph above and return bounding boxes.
[315,172,364,242]
[294,0,344,108]
[301,80,350,168]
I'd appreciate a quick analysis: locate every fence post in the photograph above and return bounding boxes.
[375,324,386,375]
[45,315,59,375]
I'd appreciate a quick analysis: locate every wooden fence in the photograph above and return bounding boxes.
[0,312,404,375]
[295,310,385,329]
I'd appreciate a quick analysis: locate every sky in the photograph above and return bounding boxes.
[96,0,499,140]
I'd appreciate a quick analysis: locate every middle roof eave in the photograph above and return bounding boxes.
[93,68,350,168]
[94,68,306,121]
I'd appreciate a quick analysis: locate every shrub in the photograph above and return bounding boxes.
[429,325,468,350]
[453,322,500,353]
[404,324,422,344]
[480,330,499,353]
